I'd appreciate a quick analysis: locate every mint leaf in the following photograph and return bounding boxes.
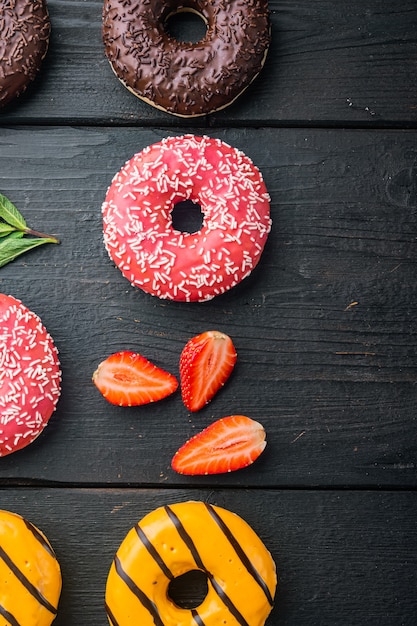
[0,194,60,268]
[0,234,57,268]
[0,193,27,230]
[0,231,24,243]
[0,230,24,252]
[0,222,18,237]
[24,227,59,243]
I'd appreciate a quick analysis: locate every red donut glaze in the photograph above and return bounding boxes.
[102,135,271,302]
[0,294,61,457]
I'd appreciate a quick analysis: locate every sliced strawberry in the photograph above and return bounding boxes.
[171,415,266,475]
[92,351,178,406]
[180,330,237,412]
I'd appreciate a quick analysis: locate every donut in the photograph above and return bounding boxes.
[102,0,271,117]
[0,0,51,108]
[102,134,272,302]
[105,501,277,626]
[0,294,61,457]
[0,509,62,625]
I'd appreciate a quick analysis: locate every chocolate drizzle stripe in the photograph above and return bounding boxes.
[114,554,164,626]
[164,506,205,569]
[105,601,121,626]
[0,604,20,626]
[208,576,250,626]
[191,608,206,626]
[135,523,174,581]
[164,505,250,626]
[0,545,57,615]
[205,503,274,606]
[23,519,56,559]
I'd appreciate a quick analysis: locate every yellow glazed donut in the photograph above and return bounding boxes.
[105,501,277,626]
[0,510,62,625]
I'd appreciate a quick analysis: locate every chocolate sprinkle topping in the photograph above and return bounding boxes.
[0,0,50,107]
[102,0,271,117]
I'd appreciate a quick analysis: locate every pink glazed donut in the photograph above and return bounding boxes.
[102,135,271,302]
[0,294,61,456]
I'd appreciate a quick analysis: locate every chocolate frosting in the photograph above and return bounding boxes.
[102,0,271,117]
[0,0,50,107]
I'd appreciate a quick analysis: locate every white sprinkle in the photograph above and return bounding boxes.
[102,135,271,301]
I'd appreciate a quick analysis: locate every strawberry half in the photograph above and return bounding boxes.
[92,351,178,406]
[171,415,266,475]
[180,330,237,412]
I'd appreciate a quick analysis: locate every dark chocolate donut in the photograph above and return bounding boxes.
[0,0,50,107]
[102,0,271,118]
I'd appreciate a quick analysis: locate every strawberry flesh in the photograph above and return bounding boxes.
[171,415,266,475]
[93,351,178,406]
[180,330,237,412]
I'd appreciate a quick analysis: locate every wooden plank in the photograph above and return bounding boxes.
[1,1,416,125]
[0,126,416,487]
[0,487,415,625]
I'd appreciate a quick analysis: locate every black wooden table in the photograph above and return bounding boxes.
[1,1,417,624]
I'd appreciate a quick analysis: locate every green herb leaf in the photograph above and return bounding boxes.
[0,230,24,250]
[0,231,24,242]
[0,222,18,237]
[0,234,58,268]
[0,193,27,230]
[0,194,60,268]
[24,227,60,244]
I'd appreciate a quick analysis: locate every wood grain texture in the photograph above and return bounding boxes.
[0,1,416,125]
[0,127,416,487]
[0,488,415,626]
[0,4,416,624]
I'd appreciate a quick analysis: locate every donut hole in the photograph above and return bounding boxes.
[168,569,209,609]
[171,199,204,234]
[164,9,208,44]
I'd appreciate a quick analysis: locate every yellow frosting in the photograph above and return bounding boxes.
[0,510,62,626]
[106,500,277,626]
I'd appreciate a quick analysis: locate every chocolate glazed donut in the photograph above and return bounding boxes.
[0,0,50,107]
[102,0,271,117]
